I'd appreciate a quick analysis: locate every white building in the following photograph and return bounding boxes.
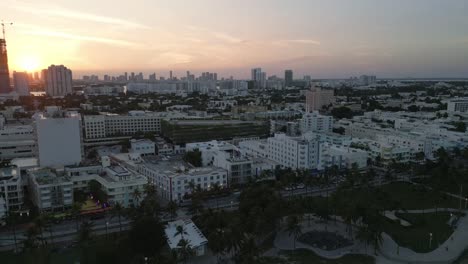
[447,98,468,113]
[136,156,228,202]
[34,111,83,167]
[0,166,24,213]
[267,133,319,170]
[44,65,73,97]
[300,111,334,133]
[165,219,208,256]
[318,143,368,170]
[82,112,161,146]
[65,160,147,208]
[130,139,155,156]
[13,71,30,96]
[0,123,35,160]
[28,169,74,212]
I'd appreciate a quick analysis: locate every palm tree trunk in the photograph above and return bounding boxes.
[119,215,122,233]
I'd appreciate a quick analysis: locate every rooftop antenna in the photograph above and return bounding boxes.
[1,20,13,40]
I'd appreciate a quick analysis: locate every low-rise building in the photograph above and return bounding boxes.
[28,169,74,212]
[0,166,24,213]
[130,139,155,156]
[165,219,208,256]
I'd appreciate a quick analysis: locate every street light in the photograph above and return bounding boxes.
[429,233,433,248]
[106,222,109,239]
[465,198,467,209]
[230,200,233,209]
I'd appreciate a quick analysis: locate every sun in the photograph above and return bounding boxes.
[17,56,41,72]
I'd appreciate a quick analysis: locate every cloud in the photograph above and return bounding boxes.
[159,52,193,64]
[213,32,245,44]
[185,25,246,44]
[20,28,140,47]
[273,39,321,46]
[11,1,150,29]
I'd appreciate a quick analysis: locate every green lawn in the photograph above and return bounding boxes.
[382,212,458,253]
[379,182,459,210]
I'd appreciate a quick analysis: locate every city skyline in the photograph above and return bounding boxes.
[1,0,468,78]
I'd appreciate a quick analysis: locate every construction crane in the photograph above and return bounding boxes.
[1,20,13,40]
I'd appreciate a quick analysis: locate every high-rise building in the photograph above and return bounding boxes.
[44,65,73,96]
[169,70,173,80]
[251,68,266,89]
[13,71,30,96]
[34,72,39,80]
[34,108,83,167]
[285,70,293,86]
[0,38,11,94]
[305,87,335,112]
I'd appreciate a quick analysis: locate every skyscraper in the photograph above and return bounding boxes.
[13,71,30,96]
[0,38,10,94]
[251,68,266,89]
[44,65,73,96]
[285,70,293,86]
[169,70,173,80]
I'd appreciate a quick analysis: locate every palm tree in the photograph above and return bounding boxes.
[144,183,157,197]
[6,212,19,252]
[174,225,188,240]
[132,188,142,205]
[34,215,48,247]
[23,225,40,251]
[176,238,195,264]
[167,200,178,221]
[78,221,94,244]
[71,202,82,231]
[111,202,125,233]
[286,215,303,249]
[78,221,94,264]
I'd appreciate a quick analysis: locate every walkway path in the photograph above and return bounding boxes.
[273,210,468,264]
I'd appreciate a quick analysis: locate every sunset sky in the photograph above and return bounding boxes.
[2,0,468,78]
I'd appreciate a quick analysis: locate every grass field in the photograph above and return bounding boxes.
[382,212,458,253]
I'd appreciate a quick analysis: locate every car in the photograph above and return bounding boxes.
[296,183,305,189]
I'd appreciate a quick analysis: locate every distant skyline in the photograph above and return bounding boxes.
[1,0,468,78]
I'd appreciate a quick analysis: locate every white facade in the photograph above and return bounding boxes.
[45,65,73,96]
[34,111,83,167]
[318,143,368,170]
[82,113,161,140]
[0,166,24,212]
[300,111,334,133]
[130,139,155,156]
[447,98,468,113]
[267,133,319,170]
[136,157,227,202]
[66,162,147,208]
[13,71,30,96]
[0,124,35,160]
[165,219,208,256]
[28,169,74,212]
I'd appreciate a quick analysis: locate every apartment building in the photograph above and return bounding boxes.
[28,169,74,212]
[82,111,161,146]
[300,111,334,133]
[267,133,319,170]
[0,166,24,213]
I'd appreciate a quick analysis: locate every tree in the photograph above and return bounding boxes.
[233,236,259,264]
[132,188,142,205]
[286,215,303,249]
[167,200,178,221]
[331,106,354,119]
[183,150,202,167]
[111,202,125,234]
[176,238,195,264]
[129,216,166,258]
[71,202,83,231]
[174,225,188,240]
[78,221,94,264]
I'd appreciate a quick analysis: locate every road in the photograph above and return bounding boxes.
[0,172,413,251]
